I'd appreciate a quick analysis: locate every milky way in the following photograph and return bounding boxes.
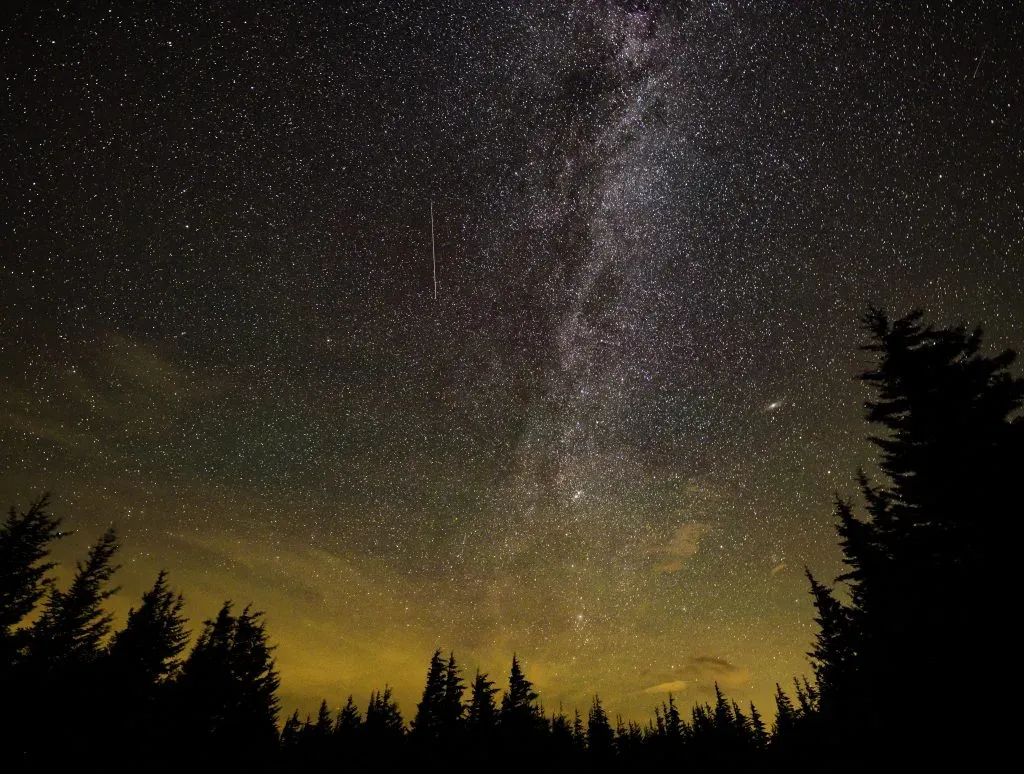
[2,1,1021,719]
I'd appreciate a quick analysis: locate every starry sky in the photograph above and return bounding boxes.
[2,0,1022,720]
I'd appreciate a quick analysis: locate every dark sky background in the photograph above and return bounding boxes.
[2,0,1021,719]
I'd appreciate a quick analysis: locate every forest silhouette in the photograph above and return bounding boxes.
[1,310,1018,771]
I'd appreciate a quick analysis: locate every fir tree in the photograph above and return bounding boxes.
[106,570,188,687]
[335,694,362,737]
[29,527,119,667]
[664,693,683,743]
[176,602,281,760]
[0,494,63,651]
[572,707,586,750]
[441,651,465,729]
[771,683,798,740]
[364,685,405,741]
[500,654,540,729]
[281,710,303,749]
[807,310,1023,756]
[749,702,768,749]
[467,669,499,729]
[587,694,615,757]
[412,649,447,738]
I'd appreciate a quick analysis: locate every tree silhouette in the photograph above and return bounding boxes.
[586,694,615,759]
[412,649,447,739]
[748,702,768,749]
[281,710,302,750]
[175,602,281,762]
[107,570,188,687]
[500,654,540,727]
[441,651,465,730]
[103,570,188,763]
[808,309,1023,758]
[335,694,362,737]
[363,684,405,760]
[0,494,63,663]
[28,527,119,668]
[468,669,499,729]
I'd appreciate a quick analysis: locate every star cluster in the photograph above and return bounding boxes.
[2,1,1021,719]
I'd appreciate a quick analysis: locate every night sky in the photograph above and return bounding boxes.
[2,1,1022,719]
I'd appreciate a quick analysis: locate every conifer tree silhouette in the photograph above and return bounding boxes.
[467,669,499,729]
[771,683,798,740]
[363,684,405,764]
[29,527,119,668]
[572,707,586,750]
[807,309,1023,758]
[335,694,362,737]
[0,494,63,662]
[107,570,188,687]
[500,654,540,727]
[441,651,465,729]
[663,693,683,745]
[175,602,280,762]
[412,649,447,739]
[748,702,768,750]
[281,710,302,750]
[103,570,188,763]
[0,494,65,752]
[586,694,615,758]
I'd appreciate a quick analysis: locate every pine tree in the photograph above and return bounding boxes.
[551,704,574,751]
[175,602,281,760]
[587,694,615,757]
[771,683,798,740]
[281,710,303,749]
[805,569,855,709]
[0,494,63,652]
[664,693,682,743]
[467,669,499,729]
[807,310,1023,756]
[572,707,586,750]
[29,527,119,668]
[103,570,188,761]
[365,685,405,740]
[313,699,333,736]
[335,694,362,737]
[749,702,768,749]
[500,654,540,728]
[412,649,447,738]
[713,682,733,730]
[107,570,188,687]
[441,651,465,729]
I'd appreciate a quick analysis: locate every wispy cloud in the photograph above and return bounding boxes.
[651,522,712,572]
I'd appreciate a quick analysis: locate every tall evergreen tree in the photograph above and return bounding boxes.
[281,710,303,750]
[663,693,683,744]
[749,702,768,750]
[808,309,1023,756]
[103,571,189,762]
[572,708,586,751]
[441,651,465,729]
[412,649,447,738]
[0,494,63,654]
[175,602,280,761]
[771,683,798,740]
[467,669,499,730]
[364,686,405,743]
[335,694,362,737]
[586,694,615,758]
[500,654,540,729]
[107,570,188,688]
[29,527,119,668]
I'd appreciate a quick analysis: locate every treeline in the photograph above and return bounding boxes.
[0,495,796,771]
[1,310,1017,770]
